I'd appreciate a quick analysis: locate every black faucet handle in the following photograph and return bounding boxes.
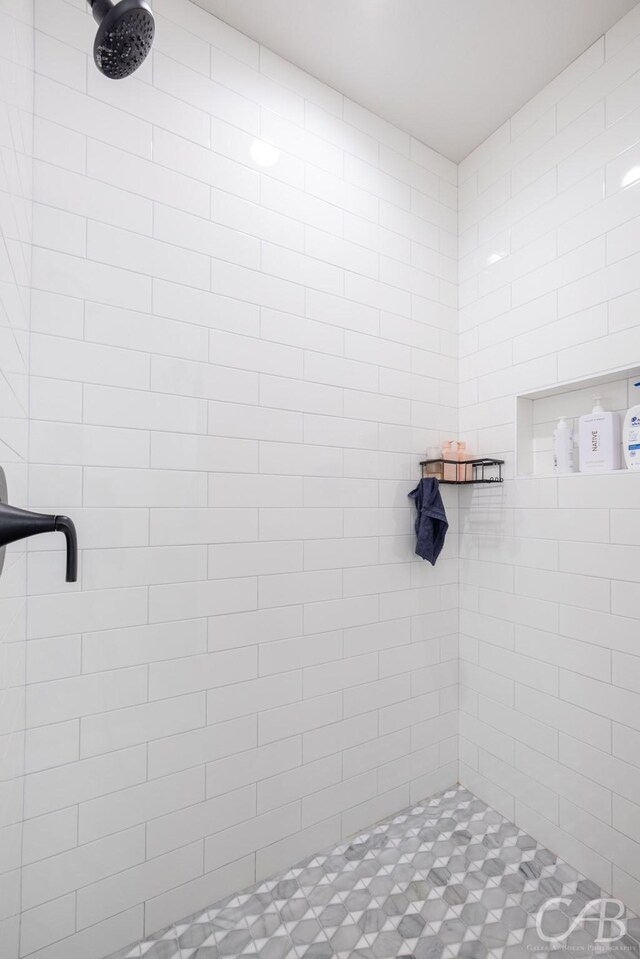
[0,503,78,583]
[54,515,78,583]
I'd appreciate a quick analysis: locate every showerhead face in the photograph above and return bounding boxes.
[93,0,155,79]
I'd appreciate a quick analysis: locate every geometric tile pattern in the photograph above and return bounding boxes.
[105,785,640,959]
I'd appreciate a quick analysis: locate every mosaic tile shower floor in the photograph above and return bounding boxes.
[107,785,640,959]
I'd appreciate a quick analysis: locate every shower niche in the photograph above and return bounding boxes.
[516,364,640,477]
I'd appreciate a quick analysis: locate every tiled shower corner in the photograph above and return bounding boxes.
[106,786,640,959]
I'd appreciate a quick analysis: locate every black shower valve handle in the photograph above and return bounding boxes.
[0,503,78,583]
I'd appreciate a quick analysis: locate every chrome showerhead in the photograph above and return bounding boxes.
[88,0,155,79]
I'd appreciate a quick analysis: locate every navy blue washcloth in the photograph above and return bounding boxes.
[408,477,449,565]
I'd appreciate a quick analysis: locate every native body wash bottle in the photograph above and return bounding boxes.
[579,398,621,472]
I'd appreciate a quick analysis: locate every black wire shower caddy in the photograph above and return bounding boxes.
[420,457,504,485]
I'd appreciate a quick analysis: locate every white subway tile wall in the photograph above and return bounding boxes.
[458,7,640,918]
[0,0,33,956]
[5,1,640,957]
[15,0,461,956]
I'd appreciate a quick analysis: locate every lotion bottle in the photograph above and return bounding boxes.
[425,447,444,481]
[623,382,640,470]
[441,440,456,481]
[579,397,621,472]
[553,417,576,474]
[456,441,473,482]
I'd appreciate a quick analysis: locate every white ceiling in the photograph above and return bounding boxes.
[196,0,639,161]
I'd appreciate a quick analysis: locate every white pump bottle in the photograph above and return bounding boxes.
[553,416,576,474]
[623,382,640,470]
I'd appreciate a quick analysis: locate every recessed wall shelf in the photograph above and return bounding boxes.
[516,364,640,477]
[420,457,504,485]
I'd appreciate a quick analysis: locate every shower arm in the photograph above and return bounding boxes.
[88,0,116,24]
[0,503,78,583]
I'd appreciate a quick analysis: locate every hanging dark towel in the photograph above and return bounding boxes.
[408,477,449,565]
